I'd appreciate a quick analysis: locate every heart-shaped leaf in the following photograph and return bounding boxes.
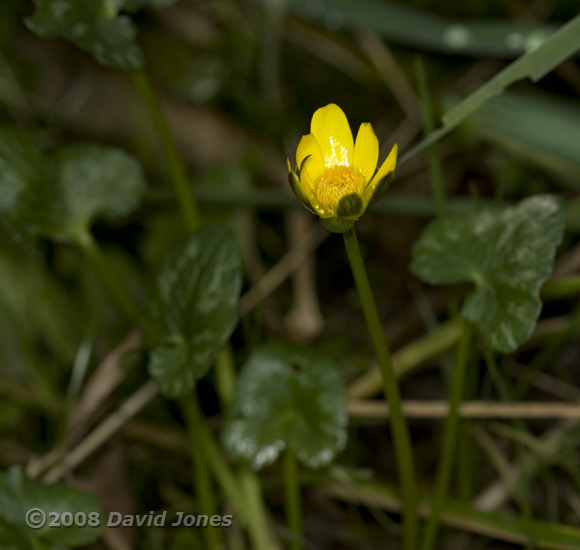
[410,194,565,353]
[0,129,146,241]
[26,0,145,70]
[0,467,103,547]
[149,224,242,398]
[222,341,348,470]
[36,144,146,240]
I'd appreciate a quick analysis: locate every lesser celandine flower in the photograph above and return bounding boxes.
[287,103,398,233]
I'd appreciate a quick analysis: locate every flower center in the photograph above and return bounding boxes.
[315,166,366,214]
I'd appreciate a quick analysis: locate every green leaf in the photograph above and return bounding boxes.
[288,0,558,59]
[400,12,580,165]
[28,144,145,241]
[0,466,103,547]
[442,13,580,129]
[26,0,145,70]
[222,341,347,470]
[410,195,565,353]
[472,91,580,183]
[149,224,242,398]
[0,130,146,241]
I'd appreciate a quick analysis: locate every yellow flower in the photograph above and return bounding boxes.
[287,103,398,233]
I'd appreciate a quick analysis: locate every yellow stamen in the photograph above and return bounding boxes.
[315,166,366,214]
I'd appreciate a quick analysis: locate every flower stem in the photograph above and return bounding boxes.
[342,226,418,550]
[131,70,200,232]
[284,448,303,550]
[180,395,222,550]
[76,231,145,329]
[420,318,472,550]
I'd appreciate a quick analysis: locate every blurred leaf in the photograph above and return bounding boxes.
[33,144,146,240]
[149,224,242,398]
[222,341,347,470]
[289,0,557,58]
[26,0,144,70]
[0,132,146,241]
[0,467,103,547]
[401,12,580,164]
[410,195,565,353]
[442,13,580,128]
[472,92,580,183]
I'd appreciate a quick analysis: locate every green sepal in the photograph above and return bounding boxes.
[366,171,394,209]
[322,218,355,233]
[336,193,363,218]
[287,158,316,214]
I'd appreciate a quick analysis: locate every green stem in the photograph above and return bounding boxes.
[284,448,303,550]
[541,274,580,301]
[76,231,145,329]
[414,56,446,217]
[181,395,222,550]
[215,346,274,548]
[131,70,200,232]
[420,319,472,550]
[238,467,275,550]
[342,227,418,550]
[200,421,276,550]
[215,348,237,408]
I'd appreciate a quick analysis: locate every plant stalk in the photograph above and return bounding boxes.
[342,226,418,550]
[181,395,222,550]
[131,70,200,232]
[284,448,303,550]
[76,231,145,329]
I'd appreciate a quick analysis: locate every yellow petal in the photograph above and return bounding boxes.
[353,123,379,183]
[370,143,398,186]
[298,155,318,196]
[311,104,354,168]
[296,134,324,182]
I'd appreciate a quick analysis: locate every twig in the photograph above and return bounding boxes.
[26,331,142,479]
[42,381,158,483]
[348,400,580,419]
[239,223,328,316]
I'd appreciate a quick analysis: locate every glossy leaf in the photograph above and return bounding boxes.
[149,224,242,398]
[0,467,103,547]
[222,341,347,470]
[26,0,144,70]
[411,195,565,353]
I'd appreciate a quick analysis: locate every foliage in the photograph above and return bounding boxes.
[411,195,566,352]
[2,0,580,548]
[222,341,347,470]
[149,224,242,397]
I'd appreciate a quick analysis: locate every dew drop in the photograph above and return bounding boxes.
[505,32,525,51]
[442,24,470,49]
